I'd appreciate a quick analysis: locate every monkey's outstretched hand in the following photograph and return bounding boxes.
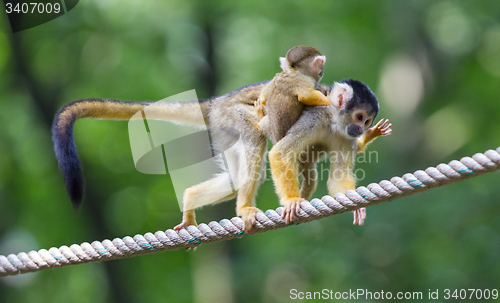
[365,118,392,141]
[356,118,392,154]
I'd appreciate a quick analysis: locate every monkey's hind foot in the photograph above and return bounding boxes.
[238,206,262,233]
[352,208,366,226]
[174,218,199,251]
[173,218,198,231]
[281,197,304,225]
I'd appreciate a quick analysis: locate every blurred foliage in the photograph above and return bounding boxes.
[1,0,500,302]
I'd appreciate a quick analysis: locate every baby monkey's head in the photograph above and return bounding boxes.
[330,79,379,138]
[279,45,326,83]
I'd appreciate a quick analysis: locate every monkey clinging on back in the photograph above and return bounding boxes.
[258,45,332,142]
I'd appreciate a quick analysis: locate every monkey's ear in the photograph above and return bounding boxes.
[311,55,326,70]
[330,82,353,109]
[279,57,290,72]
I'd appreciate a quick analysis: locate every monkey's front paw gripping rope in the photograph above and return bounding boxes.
[1,147,499,277]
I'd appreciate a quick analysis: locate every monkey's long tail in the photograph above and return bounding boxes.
[51,98,211,210]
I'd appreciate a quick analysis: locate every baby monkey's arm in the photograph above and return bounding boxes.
[296,87,331,106]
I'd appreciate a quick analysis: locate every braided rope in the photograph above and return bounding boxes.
[1,147,499,277]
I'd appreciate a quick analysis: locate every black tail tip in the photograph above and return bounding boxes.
[67,180,84,212]
[72,203,82,212]
[71,198,83,212]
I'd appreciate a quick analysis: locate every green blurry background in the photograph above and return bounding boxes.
[1,1,500,302]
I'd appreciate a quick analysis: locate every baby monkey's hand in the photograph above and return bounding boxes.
[254,98,267,120]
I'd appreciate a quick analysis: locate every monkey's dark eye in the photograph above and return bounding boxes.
[365,119,371,126]
[357,114,363,121]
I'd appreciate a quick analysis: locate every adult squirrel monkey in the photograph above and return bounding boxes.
[256,45,331,142]
[52,85,268,232]
[262,79,391,226]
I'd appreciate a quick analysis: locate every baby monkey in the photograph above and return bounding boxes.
[257,45,331,142]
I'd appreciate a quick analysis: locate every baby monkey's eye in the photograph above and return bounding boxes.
[357,114,363,121]
[365,119,371,126]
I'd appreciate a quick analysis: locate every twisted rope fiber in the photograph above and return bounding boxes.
[1,147,499,277]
